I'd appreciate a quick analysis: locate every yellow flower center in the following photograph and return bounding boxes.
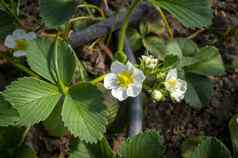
[117,71,134,88]
[166,79,177,89]
[15,40,27,51]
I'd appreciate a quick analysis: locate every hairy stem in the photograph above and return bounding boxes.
[18,127,31,147]
[90,74,106,84]
[155,6,174,39]
[116,0,142,62]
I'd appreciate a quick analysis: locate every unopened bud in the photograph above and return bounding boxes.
[152,90,163,102]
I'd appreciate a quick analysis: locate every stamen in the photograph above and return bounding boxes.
[117,71,134,88]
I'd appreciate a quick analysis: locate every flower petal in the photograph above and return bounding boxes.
[127,84,142,97]
[176,79,187,93]
[133,68,145,82]
[25,32,37,40]
[4,35,16,48]
[170,90,185,102]
[13,51,27,57]
[111,87,128,101]
[111,61,127,73]
[126,61,134,71]
[166,68,177,81]
[13,29,27,40]
[104,73,118,90]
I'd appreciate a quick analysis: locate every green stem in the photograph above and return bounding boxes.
[54,36,68,95]
[77,4,105,17]
[18,127,31,147]
[8,59,40,78]
[69,16,104,23]
[155,6,173,39]
[116,0,141,63]
[90,74,106,84]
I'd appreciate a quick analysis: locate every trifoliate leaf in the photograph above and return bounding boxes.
[229,114,238,158]
[68,138,114,158]
[191,137,232,158]
[150,0,213,28]
[62,83,108,143]
[185,46,225,76]
[3,77,62,126]
[185,73,212,109]
[0,94,19,126]
[40,0,77,27]
[50,38,76,86]
[27,37,76,85]
[119,132,165,158]
[26,38,55,83]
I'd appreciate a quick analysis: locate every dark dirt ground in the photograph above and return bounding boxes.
[0,0,238,157]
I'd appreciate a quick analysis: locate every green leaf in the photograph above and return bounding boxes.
[69,138,114,158]
[3,77,61,126]
[26,38,55,83]
[50,38,76,86]
[229,114,238,158]
[185,73,212,109]
[163,55,178,69]
[165,39,199,67]
[128,28,143,52]
[62,83,108,143]
[0,127,37,158]
[119,132,165,158]
[43,100,66,137]
[14,145,38,158]
[27,37,76,85]
[185,46,225,76]
[0,10,16,40]
[0,94,19,126]
[40,0,77,27]
[0,127,24,149]
[165,39,183,58]
[181,136,204,158]
[150,0,213,28]
[191,137,232,158]
[176,38,199,57]
[143,36,166,59]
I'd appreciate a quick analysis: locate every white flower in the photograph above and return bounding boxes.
[141,55,158,69]
[152,90,163,102]
[104,61,145,101]
[4,29,37,57]
[165,68,187,102]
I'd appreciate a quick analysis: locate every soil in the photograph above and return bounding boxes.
[0,0,237,157]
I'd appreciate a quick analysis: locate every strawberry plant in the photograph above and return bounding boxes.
[0,0,231,157]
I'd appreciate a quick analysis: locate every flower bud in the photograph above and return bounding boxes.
[141,55,158,69]
[152,90,163,102]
